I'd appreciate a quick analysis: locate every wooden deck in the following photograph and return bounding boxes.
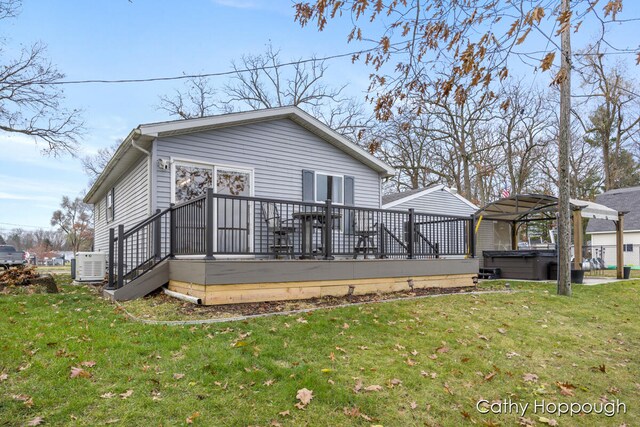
[167,258,479,305]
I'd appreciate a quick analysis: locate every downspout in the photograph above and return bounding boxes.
[130,128,153,215]
[163,287,202,305]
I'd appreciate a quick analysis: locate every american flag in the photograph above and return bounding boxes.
[501,188,511,198]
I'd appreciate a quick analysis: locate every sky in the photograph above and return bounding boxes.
[1,0,639,235]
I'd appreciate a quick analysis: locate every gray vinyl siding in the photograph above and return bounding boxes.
[93,157,150,253]
[154,119,382,210]
[387,190,477,259]
[390,189,476,217]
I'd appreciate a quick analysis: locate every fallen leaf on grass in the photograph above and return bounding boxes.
[295,388,313,409]
[278,410,290,417]
[264,379,274,386]
[436,345,450,353]
[26,417,44,426]
[506,351,521,359]
[0,373,8,382]
[497,328,507,334]
[119,389,134,399]
[405,358,417,366]
[538,416,558,426]
[389,378,402,387]
[523,373,539,383]
[518,417,535,426]
[173,373,185,380]
[343,406,373,421]
[80,361,97,368]
[443,382,453,395]
[484,372,497,381]
[364,384,383,392]
[296,317,308,324]
[70,367,92,379]
[186,411,200,424]
[100,392,116,399]
[410,401,418,410]
[556,382,575,396]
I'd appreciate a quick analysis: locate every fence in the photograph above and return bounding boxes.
[107,190,475,289]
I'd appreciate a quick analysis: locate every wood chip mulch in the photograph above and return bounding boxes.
[141,285,481,318]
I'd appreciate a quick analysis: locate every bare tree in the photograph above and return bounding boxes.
[158,76,225,119]
[81,141,121,185]
[496,82,553,195]
[51,196,93,254]
[0,1,83,155]
[157,44,372,142]
[576,43,640,190]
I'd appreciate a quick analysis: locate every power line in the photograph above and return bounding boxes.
[0,222,53,230]
[50,44,399,86]
[48,42,638,86]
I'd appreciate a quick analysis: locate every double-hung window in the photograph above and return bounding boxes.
[106,188,114,222]
[315,173,344,204]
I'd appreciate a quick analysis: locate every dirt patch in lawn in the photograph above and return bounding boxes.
[121,285,499,322]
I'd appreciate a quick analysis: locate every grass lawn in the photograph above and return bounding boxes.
[1,277,639,426]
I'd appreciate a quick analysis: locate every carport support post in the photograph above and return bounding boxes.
[572,210,583,270]
[616,212,624,279]
[510,221,518,250]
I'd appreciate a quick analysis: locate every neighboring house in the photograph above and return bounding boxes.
[85,106,394,254]
[382,185,509,261]
[586,186,640,267]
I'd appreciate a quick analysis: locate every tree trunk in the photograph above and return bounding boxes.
[557,0,572,297]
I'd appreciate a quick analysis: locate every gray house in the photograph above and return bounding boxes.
[382,185,509,263]
[85,107,478,303]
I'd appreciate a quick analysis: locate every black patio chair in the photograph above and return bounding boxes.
[261,203,296,259]
[353,210,378,259]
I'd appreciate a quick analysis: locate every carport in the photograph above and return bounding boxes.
[474,194,625,279]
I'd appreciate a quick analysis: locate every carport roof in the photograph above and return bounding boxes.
[475,194,620,222]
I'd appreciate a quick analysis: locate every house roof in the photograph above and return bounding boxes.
[475,194,620,222]
[382,185,479,210]
[586,186,640,234]
[84,106,395,204]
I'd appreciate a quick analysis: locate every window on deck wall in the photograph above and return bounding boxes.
[315,173,344,204]
[174,163,214,204]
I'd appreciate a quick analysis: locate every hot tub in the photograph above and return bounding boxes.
[483,250,557,280]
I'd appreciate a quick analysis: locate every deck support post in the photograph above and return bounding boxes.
[572,210,583,270]
[615,212,624,279]
[117,224,124,289]
[108,228,115,289]
[324,199,334,260]
[154,209,161,261]
[408,208,415,259]
[468,215,476,258]
[205,188,215,260]
[510,221,518,250]
[169,204,176,258]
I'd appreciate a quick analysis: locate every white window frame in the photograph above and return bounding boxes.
[314,172,345,205]
[106,188,114,223]
[169,157,255,258]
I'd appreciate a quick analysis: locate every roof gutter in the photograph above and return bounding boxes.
[130,128,151,156]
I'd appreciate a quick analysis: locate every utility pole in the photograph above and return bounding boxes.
[557,0,572,296]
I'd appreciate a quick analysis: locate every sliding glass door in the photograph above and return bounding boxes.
[215,168,252,254]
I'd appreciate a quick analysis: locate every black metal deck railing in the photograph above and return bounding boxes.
[107,189,475,289]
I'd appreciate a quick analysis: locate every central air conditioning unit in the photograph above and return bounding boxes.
[75,252,107,282]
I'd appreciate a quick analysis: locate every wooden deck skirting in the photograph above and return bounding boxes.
[168,274,476,305]
[167,258,479,305]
